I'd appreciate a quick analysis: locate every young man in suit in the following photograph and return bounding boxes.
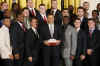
[87,18,100,66]
[77,7,88,31]
[46,0,62,26]
[10,11,26,66]
[0,17,13,66]
[26,0,39,17]
[39,14,62,66]
[25,17,40,66]
[74,18,87,66]
[37,4,47,27]
[62,16,77,66]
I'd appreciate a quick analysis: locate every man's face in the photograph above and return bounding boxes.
[63,17,70,24]
[74,20,81,28]
[83,3,89,10]
[77,9,84,17]
[51,1,57,9]
[23,9,29,17]
[27,0,34,8]
[88,20,95,29]
[39,6,46,14]
[62,10,69,16]
[17,14,24,23]
[3,19,11,28]
[92,11,98,18]
[97,4,100,11]
[1,3,8,11]
[31,19,38,28]
[47,15,54,24]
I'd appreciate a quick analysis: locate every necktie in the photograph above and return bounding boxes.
[89,30,92,38]
[32,9,35,16]
[43,16,47,23]
[50,24,54,38]
[22,24,26,32]
[35,30,39,38]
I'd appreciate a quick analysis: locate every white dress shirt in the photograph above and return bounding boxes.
[48,24,54,38]
[0,25,12,59]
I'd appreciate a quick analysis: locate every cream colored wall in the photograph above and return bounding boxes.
[80,0,100,17]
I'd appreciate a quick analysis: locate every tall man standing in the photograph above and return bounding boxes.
[87,18,100,66]
[10,12,26,66]
[0,17,13,66]
[39,14,62,66]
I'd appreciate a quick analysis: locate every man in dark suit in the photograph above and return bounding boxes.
[37,4,47,27]
[74,18,87,66]
[25,17,40,66]
[10,11,26,66]
[87,18,100,66]
[77,7,88,31]
[39,14,62,66]
[46,0,62,26]
[26,0,39,17]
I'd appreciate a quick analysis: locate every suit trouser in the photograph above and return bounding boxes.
[2,59,13,66]
[64,57,73,66]
[42,46,60,66]
[87,55,97,66]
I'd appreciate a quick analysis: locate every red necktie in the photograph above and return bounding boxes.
[43,16,47,23]
[22,24,26,32]
[32,9,35,16]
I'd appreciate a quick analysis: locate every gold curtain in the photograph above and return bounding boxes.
[0,0,80,11]
[64,0,80,13]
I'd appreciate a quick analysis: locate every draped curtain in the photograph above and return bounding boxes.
[0,0,80,12]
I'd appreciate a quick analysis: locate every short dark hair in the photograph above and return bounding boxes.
[2,17,10,22]
[88,18,96,23]
[30,16,38,22]
[61,8,69,12]
[16,10,23,18]
[92,10,99,15]
[83,1,89,4]
[22,7,29,11]
[74,18,81,22]
[47,13,54,17]
[77,6,86,12]
[39,4,45,7]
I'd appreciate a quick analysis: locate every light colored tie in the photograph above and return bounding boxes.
[50,24,54,38]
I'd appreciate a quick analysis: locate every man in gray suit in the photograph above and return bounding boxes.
[62,16,77,66]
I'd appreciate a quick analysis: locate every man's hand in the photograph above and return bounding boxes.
[9,54,14,60]
[87,49,93,55]
[28,57,32,62]
[44,40,49,46]
[80,55,85,61]
[70,56,75,60]
[56,40,61,46]
[15,54,20,60]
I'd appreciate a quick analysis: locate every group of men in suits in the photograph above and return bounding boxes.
[0,0,100,66]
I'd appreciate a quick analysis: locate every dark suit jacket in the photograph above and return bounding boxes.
[10,22,26,54]
[76,29,87,58]
[29,8,39,17]
[37,13,47,27]
[87,29,100,54]
[80,17,88,31]
[38,24,62,47]
[46,9,62,26]
[25,28,40,58]
[0,10,4,20]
